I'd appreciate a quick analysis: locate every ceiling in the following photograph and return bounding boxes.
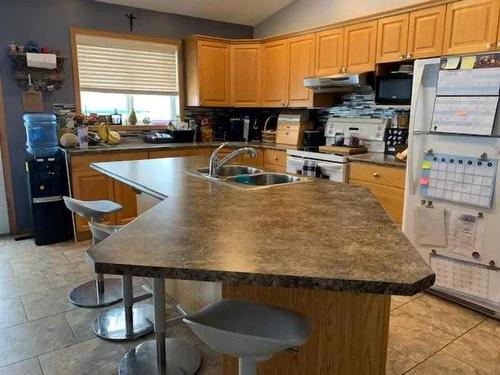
[96,0,294,26]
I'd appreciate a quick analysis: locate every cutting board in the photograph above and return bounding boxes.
[319,145,368,155]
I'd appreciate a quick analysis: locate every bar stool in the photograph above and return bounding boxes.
[183,299,312,375]
[89,222,154,341]
[63,196,124,308]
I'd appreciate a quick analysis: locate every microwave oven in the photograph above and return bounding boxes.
[375,73,413,105]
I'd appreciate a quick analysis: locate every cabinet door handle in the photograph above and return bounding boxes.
[487,42,494,49]
[373,172,380,178]
[399,54,405,60]
[338,67,342,73]
[406,53,412,59]
[273,156,279,161]
[497,42,500,49]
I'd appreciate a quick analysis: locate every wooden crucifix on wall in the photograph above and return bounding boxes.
[126,13,137,32]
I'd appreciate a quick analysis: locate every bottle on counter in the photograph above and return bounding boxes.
[334,132,345,146]
[348,127,360,148]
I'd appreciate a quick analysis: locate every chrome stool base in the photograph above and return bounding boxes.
[93,303,154,341]
[118,338,202,375]
[68,278,122,308]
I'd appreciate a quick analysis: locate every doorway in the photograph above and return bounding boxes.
[0,80,15,234]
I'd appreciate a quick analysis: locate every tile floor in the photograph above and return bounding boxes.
[0,235,499,374]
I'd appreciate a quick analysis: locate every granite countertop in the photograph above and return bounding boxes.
[62,138,293,155]
[347,152,407,169]
[63,137,405,169]
[87,156,434,295]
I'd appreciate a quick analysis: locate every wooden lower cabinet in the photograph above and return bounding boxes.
[70,151,148,239]
[348,162,405,224]
[113,180,139,226]
[70,170,115,236]
[263,149,287,173]
[148,147,212,159]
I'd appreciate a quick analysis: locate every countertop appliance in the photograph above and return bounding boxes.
[303,130,325,152]
[324,117,389,153]
[167,128,196,143]
[375,72,413,105]
[287,149,347,183]
[26,151,73,245]
[403,54,500,318]
[226,117,245,141]
[144,132,173,143]
[303,72,372,93]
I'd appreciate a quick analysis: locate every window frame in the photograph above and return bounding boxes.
[70,27,184,130]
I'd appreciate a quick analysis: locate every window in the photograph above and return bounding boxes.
[74,32,180,125]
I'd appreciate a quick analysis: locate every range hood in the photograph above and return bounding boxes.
[304,72,372,93]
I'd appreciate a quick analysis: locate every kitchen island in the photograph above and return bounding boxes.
[87,156,434,374]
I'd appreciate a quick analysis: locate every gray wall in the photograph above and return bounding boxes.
[0,0,252,232]
[254,0,427,38]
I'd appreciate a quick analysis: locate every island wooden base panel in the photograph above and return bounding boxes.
[165,280,390,374]
[222,284,390,375]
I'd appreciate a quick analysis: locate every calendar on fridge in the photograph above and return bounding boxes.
[420,153,497,208]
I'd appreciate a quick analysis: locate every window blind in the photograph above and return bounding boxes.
[76,36,178,96]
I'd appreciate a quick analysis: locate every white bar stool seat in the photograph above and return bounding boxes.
[183,299,312,375]
[63,196,124,308]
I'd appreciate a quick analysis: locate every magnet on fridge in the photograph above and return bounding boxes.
[422,160,432,169]
[420,177,429,185]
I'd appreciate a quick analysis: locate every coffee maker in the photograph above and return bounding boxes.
[226,117,245,141]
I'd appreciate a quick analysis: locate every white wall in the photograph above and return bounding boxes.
[254,0,429,38]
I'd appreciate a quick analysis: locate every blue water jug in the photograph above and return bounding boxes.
[23,113,59,157]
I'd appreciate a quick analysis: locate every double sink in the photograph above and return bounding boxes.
[193,165,310,189]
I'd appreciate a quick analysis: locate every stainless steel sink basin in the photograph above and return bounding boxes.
[227,173,303,186]
[196,165,263,179]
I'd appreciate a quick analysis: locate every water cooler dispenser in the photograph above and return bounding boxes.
[24,114,73,245]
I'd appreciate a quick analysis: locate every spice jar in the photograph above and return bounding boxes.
[348,127,360,147]
[334,132,345,146]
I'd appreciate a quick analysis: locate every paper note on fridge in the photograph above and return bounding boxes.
[448,212,483,257]
[431,96,498,135]
[414,206,447,247]
[437,68,500,96]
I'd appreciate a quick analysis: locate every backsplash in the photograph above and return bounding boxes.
[329,91,410,119]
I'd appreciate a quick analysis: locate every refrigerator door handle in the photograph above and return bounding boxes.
[407,67,425,195]
[32,195,63,204]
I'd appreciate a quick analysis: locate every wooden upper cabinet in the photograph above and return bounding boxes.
[315,28,344,76]
[197,40,231,106]
[262,40,289,107]
[231,43,262,107]
[443,0,500,55]
[344,20,378,73]
[287,34,315,107]
[407,5,446,59]
[376,14,409,63]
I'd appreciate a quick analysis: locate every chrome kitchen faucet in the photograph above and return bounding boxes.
[208,142,257,178]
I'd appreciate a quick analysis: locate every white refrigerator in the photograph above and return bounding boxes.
[403,55,500,318]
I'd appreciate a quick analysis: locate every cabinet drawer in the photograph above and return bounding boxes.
[277,123,300,132]
[276,130,300,145]
[349,180,404,224]
[71,151,148,172]
[149,148,211,159]
[240,149,264,167]
[264,149,287,167]
[263,163,286,173]
[348,163,405,189]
